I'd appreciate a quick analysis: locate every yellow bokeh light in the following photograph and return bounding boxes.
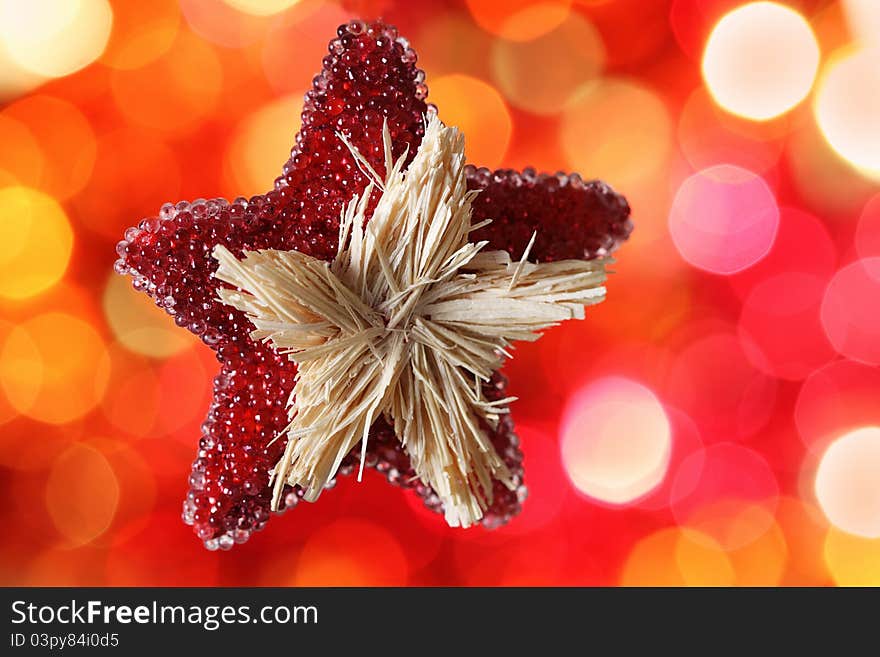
[621,527,735,586]
[103,274,195,359]
[814,46,880,180]
[0,187,73,300]
[561,78,671,191]
[45,442,119,546]
[0,0,113,78]
[0,313,110,424]
[224,94,304,197]
[702,2,819,121]
[430,74,513,169]
[491,12,604,116]
[815,427,880,539]
[222,0,300,17]
[561,377,671,505]
[824,527,880,586]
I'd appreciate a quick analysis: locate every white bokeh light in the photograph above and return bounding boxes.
[702,2,819,120]
[0,0,113,79]
[815,427,880,538]
[561,377,672,505]
[814,47,880,180]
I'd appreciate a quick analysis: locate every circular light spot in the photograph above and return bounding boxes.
[110,31,222,137]
[294,518,408,586]
[466,0,572,42]
[702,2,819,120]
[815,427,880,538]
[671,443,779,550]
[0,312,109,424]
[669,165,779,275]
[2,95,96,200]
[416,12,494,80]
[103,274,195,359]
[738,272,836,380]
[223,94,303,197]
[0,187,73,300]
[0,0,113,78]
[223,0,300,16]
[621,527,734,586]
[728,208,837,299]
[815,47,880,180]
[856,193,880,259]
[667,330,777,442]
[561,377,671,505]
[821,258,880,366]
[45,443,119,545]
[431,74,512,169]
[101,0,180,70]
[490,12,604,115]
[824,527,880,585]
[561,78,671,191]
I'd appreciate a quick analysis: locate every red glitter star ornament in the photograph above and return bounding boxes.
[115,20,632,550]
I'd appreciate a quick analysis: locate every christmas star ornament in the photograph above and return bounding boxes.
[115,20,632,550]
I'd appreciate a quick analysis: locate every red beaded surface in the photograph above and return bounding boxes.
[114,20,631,549]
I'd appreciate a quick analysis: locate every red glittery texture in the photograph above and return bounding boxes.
[115,20,632,550]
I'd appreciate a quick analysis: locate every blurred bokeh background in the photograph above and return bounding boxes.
[1,0,879,586]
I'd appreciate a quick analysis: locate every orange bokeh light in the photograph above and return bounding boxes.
[111,31,223,137]
[0,312,110,424]
[223,94,304,197]
[45,442,120,546]
[2,95,96,200]
[466,0,573,42]
[621,527,734,586]
[101,0,181,70]
[430,74,512,169]
[491,12,604,116]
[561,78,671,192]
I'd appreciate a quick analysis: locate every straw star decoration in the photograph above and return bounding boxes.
[114,19,632,549]
[213,117,607,527]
